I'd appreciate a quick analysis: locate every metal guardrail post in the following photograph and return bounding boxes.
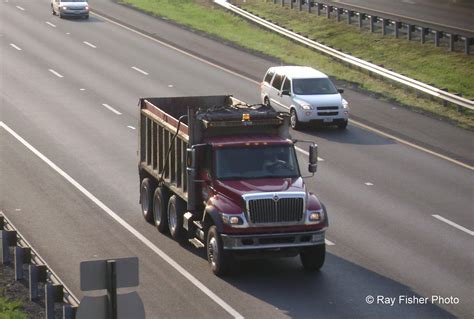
[1,230,17,264]
[290,0,293,9]
[326,5,331,18]
[394,21,401,38]
[281,0,284,8]
[106,260,118,319]
[297,0,301,11]
[358,13,364,29]
[434,30,441,47]
[316,2,321,16]
[407,24,413,40]
[370,16,376,33]
[14,246,30,280]
[336,8,341,22]
[29,264,47,301]
[421,27,427,44]
[307,0,311,13]
[448,34,456,52]
[63,304,77,319]
[46,283,64,319]
[381,18,387,35]
[347,10,352,24]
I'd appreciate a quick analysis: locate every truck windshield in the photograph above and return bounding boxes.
[292,78,338,95]
[215,145,300,180]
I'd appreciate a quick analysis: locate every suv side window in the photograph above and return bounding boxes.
[282,77,291,92]
[264,70,275,84]
[272,73,283,90]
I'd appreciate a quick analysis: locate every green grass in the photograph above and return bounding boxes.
[119,0,474,129]
[0,297,26,319]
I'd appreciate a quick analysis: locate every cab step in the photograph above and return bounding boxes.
[189,237,205,248]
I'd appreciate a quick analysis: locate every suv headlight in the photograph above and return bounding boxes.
[299,102,313,110]
[61,6,67,10]
[342,99,349,109]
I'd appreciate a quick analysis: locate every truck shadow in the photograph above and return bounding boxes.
[219,253,457,319]
[293,124,396,146]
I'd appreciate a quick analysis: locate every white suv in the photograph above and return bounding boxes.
[260,66,349,129]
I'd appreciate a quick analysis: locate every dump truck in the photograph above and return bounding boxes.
[138,95,328,275]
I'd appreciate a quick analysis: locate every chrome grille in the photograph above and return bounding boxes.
[248,198,304,224]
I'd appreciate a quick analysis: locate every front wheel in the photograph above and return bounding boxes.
[337,120,348,129]
[263,96,271,107]
[300,245,325,272]
[207,226,231,276]
[290,109,302,130]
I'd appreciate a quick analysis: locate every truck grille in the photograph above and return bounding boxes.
[248,198,304,224]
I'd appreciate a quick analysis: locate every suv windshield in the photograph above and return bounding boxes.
[293,78,338,95]
[215,145,300,180]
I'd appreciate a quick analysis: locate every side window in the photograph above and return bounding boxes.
[282,77,291,92]
[264,70,274,84]
[272,73,283,90]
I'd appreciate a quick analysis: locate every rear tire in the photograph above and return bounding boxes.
[300,245,325,272]
[167,195,186,243]
[206,226,231,276]
[337,120,348,129]
[263,96,271,107]
[140,178,154,223]
[290,109,302,130]
[153,187,169,233]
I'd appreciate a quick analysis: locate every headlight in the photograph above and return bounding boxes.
[61,6,67,10]
[85,6,89,10]
[342,99,349,109]
[300,103,313,110]
[306,209,325,224]
[221,213,248,227]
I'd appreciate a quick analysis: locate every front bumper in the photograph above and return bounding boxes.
[60,9,89,16]
[221,229,326,250]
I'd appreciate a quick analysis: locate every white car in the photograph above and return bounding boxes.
[51,0,90,19]
[260,66,349,129]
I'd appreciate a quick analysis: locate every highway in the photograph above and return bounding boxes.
[1,0,473,318]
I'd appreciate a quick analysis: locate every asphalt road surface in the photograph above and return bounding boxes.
[1,0,473,318]
[327,0,474,32]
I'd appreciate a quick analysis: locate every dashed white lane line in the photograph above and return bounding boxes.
[127,125,136,130]
[0,121,244,319]
[295,146,324,162]
[102,103,122,115]
[432,215,474,236]
[48,69,63,78]
[10,43,22,51]
[46,21,56,28]
[16,5,25,10]
[365,182,374,186]
[83,41,97,49]
[325,239,335,246]
[131,66,148,75]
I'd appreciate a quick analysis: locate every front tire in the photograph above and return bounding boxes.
[300,245,325,272]
[167,195,186,243]
[290,109,302,130]
[140,178,154,223]
[263,96,271,107]
[153,187,169,233]
[337,120,348,129]
[206,226,231,276]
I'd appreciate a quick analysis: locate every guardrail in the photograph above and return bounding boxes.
[269,0,473,54]
[214,0,474,112]
[1,212,79,319]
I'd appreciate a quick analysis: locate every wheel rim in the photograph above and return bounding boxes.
[290,110,297,128]
[141,186,149,216]
[169,203,177,234]
[208,236,218,268]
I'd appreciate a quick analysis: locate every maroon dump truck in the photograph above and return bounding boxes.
[138,95,328,275]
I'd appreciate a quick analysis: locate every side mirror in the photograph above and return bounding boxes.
[281,90,290,96]
[308,144,318,173]
[337,89,344,94]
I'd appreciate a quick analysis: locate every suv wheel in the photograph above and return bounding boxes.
[290,109,302,130]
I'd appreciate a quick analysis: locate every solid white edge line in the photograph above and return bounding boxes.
[10,43,22,51]
[102,103,122,115]
[92,11,470,171]
[432,214,474,236]
[0,121,244,319]
[131,66,148,75]
[46,21,56,28]
[127,126,136,130]
[16,5,25,10]
[83,41,97,49]
[48,69,63,78]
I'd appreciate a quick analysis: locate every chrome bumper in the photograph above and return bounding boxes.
[221,229,326,250]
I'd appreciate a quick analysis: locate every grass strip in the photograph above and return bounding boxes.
[119,0,473,129]
[0,297,26,319]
